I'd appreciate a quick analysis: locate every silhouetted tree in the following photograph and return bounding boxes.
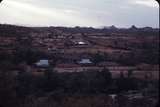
[127,69,133,78]
[14,47,45,65]
[16,71,35,98]
[92,52,107,65]
[0,61,18,107]
[101,67,112,85]
[43,68,59,92]
[117,71,138,92]
[88,67,112,93]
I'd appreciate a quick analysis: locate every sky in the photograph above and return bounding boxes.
[0,0,159,28]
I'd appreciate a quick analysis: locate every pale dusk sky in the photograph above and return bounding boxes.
[0,0,159,28]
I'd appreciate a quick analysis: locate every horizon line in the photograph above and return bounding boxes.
[0,23,159,29]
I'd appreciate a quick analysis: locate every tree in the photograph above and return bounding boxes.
[14,47,44,65]
[127,69,133,78]
[101,68,112,82]
[43,68,59,92]
[120,71,125,78]
[16,71,34,98]
[92,52,107,65]
[0,61,18,107]
[117,71,138,92]
[100,67,112,91]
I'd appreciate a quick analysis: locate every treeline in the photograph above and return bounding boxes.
[49,25,159,35]
[0,24,36,37]
[16,68,141,96]
[0,46,159,68]
[91,50,159,66]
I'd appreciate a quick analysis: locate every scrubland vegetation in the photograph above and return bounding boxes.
[0,24,159,107]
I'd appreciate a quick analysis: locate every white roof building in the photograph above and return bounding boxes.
[78,41,86,45]
[36,59,49,67]
[79,59,92,64]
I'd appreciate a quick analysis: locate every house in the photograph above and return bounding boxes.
[78,41,86,45]
[78,59,93,65]
[71,39,87,45]
[35,59,49,68]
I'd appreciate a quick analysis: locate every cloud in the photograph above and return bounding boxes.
[0,0,159,27]
[133,0,159,8]
[0,0,100,26]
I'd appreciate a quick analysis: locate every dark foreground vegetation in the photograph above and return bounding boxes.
[0,61,159,107]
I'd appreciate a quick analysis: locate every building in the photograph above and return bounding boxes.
[35,59,49,68]
[78,59,93,65]
[78,41,86,45]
